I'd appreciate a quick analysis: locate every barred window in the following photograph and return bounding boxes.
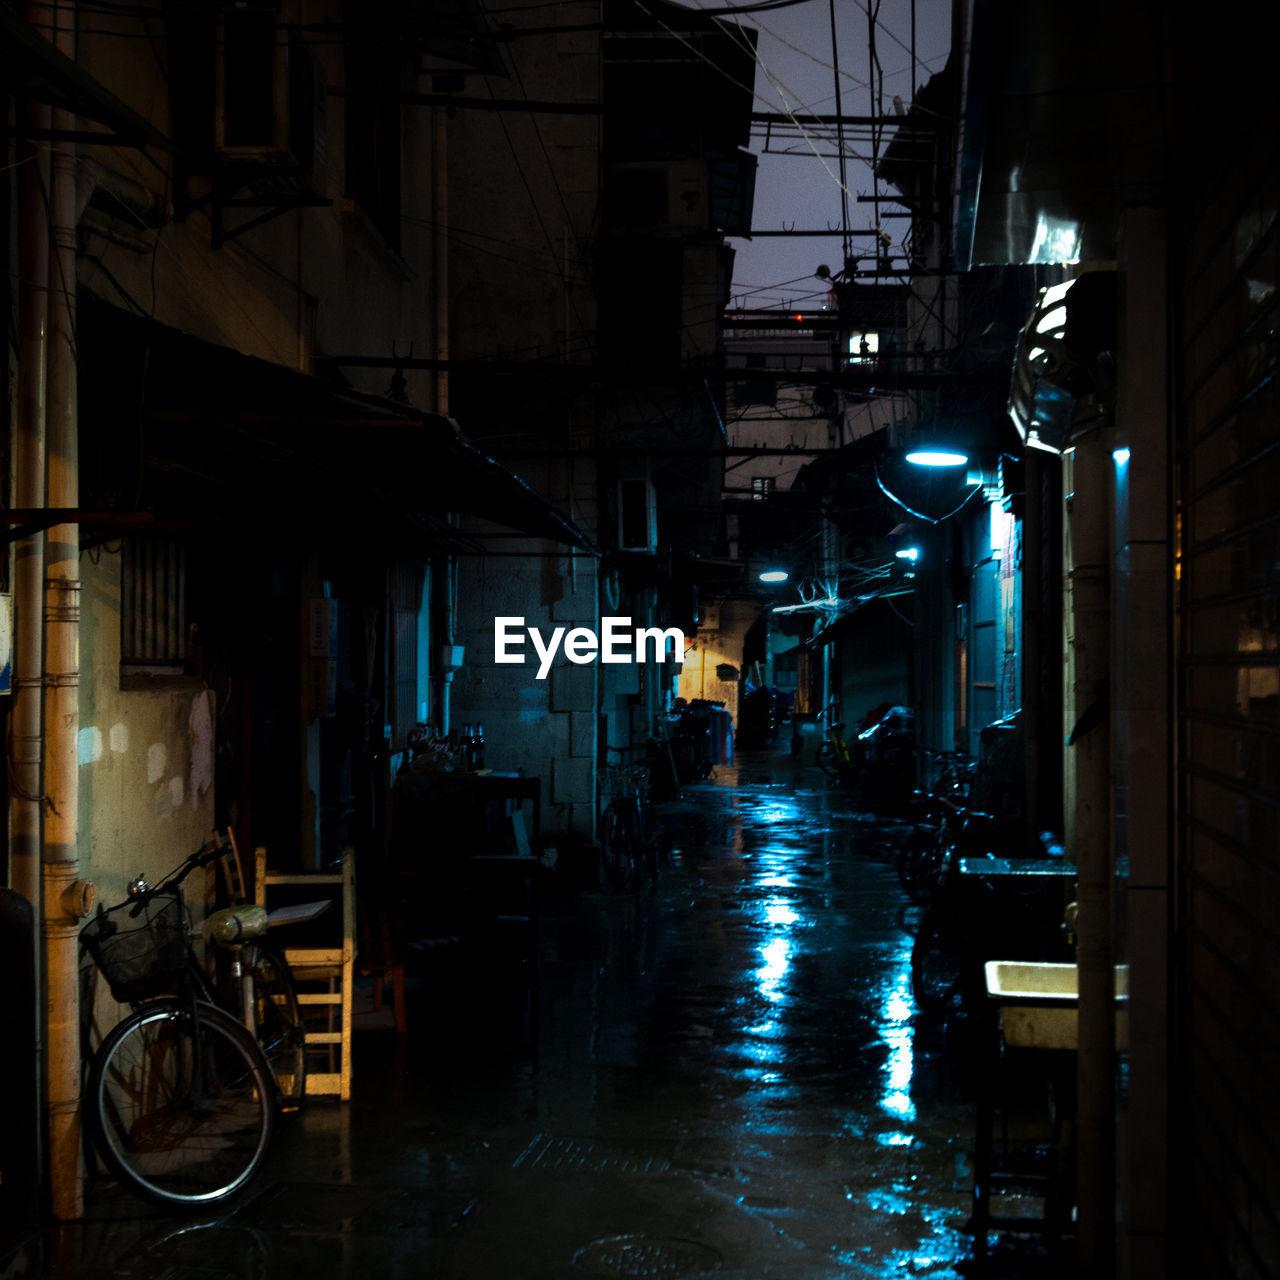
[121,538,188,673]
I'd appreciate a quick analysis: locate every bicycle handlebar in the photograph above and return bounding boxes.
[108,834,234,916]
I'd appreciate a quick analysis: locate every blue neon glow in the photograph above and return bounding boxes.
[1113,447,1131,467]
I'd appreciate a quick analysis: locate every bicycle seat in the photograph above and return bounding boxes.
[201,904,269,944]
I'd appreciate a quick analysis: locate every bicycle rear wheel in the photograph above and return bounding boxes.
[247,944,307,1111]
[910,903,964,1012]
[88,1000,275,1208]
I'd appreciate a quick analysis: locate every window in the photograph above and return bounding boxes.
[751,475,774,501]
[345,32,402,249]
[121,538,189,674]
[848,332,880,363]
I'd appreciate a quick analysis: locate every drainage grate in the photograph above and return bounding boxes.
[572,1235,723,1278]
[513,1134,673,1176]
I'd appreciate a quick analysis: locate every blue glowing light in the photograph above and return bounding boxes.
[906,449,967,467]
[1113,447,1131,467]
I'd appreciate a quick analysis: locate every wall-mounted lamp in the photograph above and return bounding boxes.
[895,547,920,562]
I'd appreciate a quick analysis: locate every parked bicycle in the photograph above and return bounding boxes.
[908,807,1003,1010]
[908,811,1067,1014]
[80,835,307,1208]
[815,699,858,783]
[897,749,975,904]
[599,745,658,890]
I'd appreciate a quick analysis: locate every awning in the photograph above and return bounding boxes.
[76,299,597,552]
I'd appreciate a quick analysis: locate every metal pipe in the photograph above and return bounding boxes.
[12,81,50,909]
[10,30,52,1216]
[1064,438,1116,1277]
[43,0,87,1223]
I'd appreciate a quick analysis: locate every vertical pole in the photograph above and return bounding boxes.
[10,67,50,1216]
[1022,450,1044,851]
[43,0,85,1222]
[11,69,49,909]
[1065,437,1115,1277]
[433,107,449,418]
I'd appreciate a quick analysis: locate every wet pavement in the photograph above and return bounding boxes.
[7,744,1071,1279]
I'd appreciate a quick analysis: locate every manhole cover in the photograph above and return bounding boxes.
[573,1235,723,1278]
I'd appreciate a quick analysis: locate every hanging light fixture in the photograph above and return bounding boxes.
[905,445,968,467]
[904,419,968,467]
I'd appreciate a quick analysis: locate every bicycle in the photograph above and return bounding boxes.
[815,699,859,783]
[598,746,658,890]
[80,836,305,1207]
[909,811,1068,1014]
[897,750,974,904]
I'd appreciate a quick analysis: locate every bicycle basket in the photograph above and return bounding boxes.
[80,889,188,1002]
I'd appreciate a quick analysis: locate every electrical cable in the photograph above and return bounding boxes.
[872,455,984,525]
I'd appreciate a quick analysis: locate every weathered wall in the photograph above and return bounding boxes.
[77,552,216,1040]
[77,0,437,407]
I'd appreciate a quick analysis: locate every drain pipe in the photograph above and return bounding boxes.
[1064,437,1116,1277]
[43,0,91,1222]
[12,97,50,909]
[11,64,51,1223]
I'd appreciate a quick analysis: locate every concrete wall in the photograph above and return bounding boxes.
[453,550,599,843]
[77,553,216,1041]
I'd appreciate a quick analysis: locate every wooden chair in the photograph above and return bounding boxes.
[253,846,355,1101]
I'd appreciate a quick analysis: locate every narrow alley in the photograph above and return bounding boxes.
[23,746,1069,1280]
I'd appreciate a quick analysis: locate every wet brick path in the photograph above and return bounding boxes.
[10,745,1069,1278]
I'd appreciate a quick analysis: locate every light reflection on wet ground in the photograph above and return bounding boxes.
[13,744,1068,1279]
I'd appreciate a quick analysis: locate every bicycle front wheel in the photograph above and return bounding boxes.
[898,823,951,905]
[247,944,307,1111]
[88,1000,276,1208]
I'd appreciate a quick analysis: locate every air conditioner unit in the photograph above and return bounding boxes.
[215,5,323,176]
[617,477,658,552]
